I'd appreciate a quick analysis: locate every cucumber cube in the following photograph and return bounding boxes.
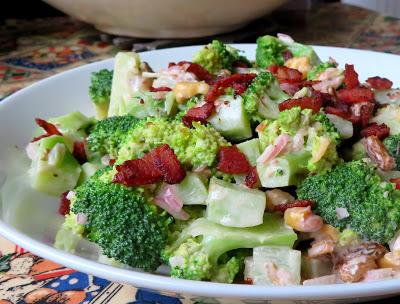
[237,139,261,166]
[209,95,252,142]
[174,172,208,205]
[206,178,266,227]
[49,112,92,135]
[245,246,301,286]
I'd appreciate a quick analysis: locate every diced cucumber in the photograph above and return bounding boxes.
[326,114,353,139]
[237,139,261,166]
[209,95,252,142]
[29,136,81,196]
[108,52,142,116]
[374,88,400,105]
[257,151,310,188]
[126,91,165,118]
[174,172,208,205]
[206,177,266,227]
[48,112,93,135]
[245,246,301,286]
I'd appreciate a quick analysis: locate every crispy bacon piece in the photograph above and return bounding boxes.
[344,64,360,89]
[175,61,214,84]
[205,73,257,103]
[113,144,185,186]
[72,141,87,164]
[217,146,251,174]
[274,200,314,212]
[390,178,400,190]
[151,144,186,184]
[360,123,390,140]
[337,87,374,104]
[325,106,351,120]
[182,102,215,127]
[268,64,302,82]
[244,278,253,285]
[364,135,396,171]
[244,167,259,188]
[109,159,116,166]
[359,103,375,128]
[150,86,172,92]
[58,192,70,216]
[278,94,323,113]
[366,76,393,90]
[32,118,63,142]
[279,80,303,95]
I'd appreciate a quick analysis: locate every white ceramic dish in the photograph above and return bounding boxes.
[1,45,400,304]
[43,0,288,38]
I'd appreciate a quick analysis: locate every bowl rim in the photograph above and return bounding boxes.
[1,44,400,300]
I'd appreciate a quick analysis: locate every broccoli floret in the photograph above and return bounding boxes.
[383,135,400,170]
[163,213,297,282]
[71,167,173,271]
[87,115,139,157]
[243,72,289,123]
[89,69,113,119]
[117,118,229,168]
[297,160,400,243]
[256,36,286,68]
[193,40,249,74]
[307,62,337,80]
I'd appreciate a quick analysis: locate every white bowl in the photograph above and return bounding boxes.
[43,0,288,38]
[1,45,400,304]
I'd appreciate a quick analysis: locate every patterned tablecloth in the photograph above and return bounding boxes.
[1,3,400,303]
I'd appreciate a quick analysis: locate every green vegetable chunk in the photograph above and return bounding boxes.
[89,69,113,119]
[297,160,400,243]
[206,178,266,227]
[174,172,208,205]
[71,167,173,271]
[164,213,297,282]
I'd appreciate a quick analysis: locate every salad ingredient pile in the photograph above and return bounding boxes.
[26,34,400,286]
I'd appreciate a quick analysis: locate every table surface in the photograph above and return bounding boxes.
[1,3,400,303]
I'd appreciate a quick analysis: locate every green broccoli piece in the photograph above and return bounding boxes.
[297,160,400,243]
[163,213,297,282]
[243,72,289,123]
[256,35,286,68]
[71,167,173,271]
[86,115,139,157]
[383,135,400,170]
[307,62,337,80]
[117,118,229,169]
[193,40,250,74]
[89,69,113,119]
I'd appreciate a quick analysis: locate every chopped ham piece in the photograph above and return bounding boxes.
[257,134,291,164]
[154,185,189,220]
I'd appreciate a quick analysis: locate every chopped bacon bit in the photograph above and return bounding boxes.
[274,200,314,212]
[390,178,400,190]
[175,61,214,84]
[58,191,70,216]
[151,144,186,184]
[109,159,116,166]
[360,123,390,140]
[268,64,302,82]
[113,144,185,186]
[150,86,172,92]
[366,76,393,90]
[244,278,253,285]
[32,118,63,142]
[278,94,323,113]
[282,49,293,61]
[279,80,303,95]
[364,135,396,171]
[337,87,374,104]
[344,64,360,89]
[233,60,250,68]
[182,102,215,127]
[325,106,352,120]
[232,82,248,95]
[114,154,163,187]
[72,141,87,164]
[217,146,251,174]
[245,167,259,188]
[205,73,257,103]
[359,103,375,128]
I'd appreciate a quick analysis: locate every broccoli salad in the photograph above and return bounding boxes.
[25,34,400,286]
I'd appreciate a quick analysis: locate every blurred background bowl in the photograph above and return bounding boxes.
[43,0,289,38]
